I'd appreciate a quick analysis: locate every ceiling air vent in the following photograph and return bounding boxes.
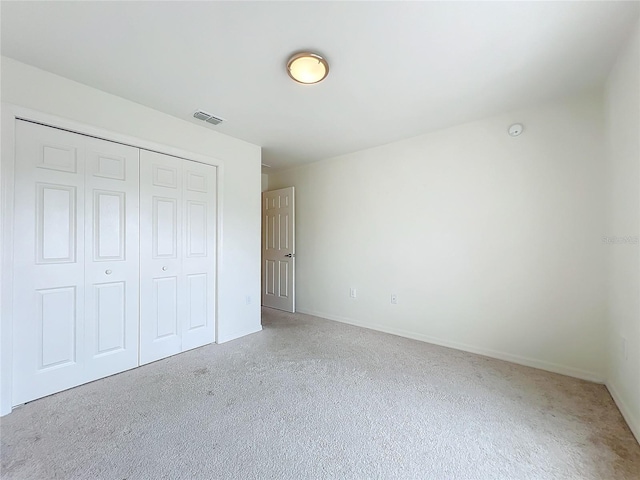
[193,110,224,126]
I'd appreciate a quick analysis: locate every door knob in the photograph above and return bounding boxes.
[162,266,168,271]
[105,269,112,275]
[284,253,295,258]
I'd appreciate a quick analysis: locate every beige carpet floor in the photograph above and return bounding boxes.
[1,308,639,479]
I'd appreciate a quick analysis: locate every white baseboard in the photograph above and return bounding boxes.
[297,308,605,384]
[217,325,262,344]
[606,381,640,444]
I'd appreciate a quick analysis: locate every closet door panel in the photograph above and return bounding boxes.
[84,140,140,379]
[140,150,183,365]
[13,121,86,405]
[11,119,218,407]
[140,151,217,362]
[182,162,217,352]
[153,276,179,338]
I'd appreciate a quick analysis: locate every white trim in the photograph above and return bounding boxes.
[0,103,224,415]
[1,106,18,415]
[297,308,605,384]
[217,326,263,344]
[606,381,640,444]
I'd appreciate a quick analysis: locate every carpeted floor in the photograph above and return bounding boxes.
[1,308,639,479]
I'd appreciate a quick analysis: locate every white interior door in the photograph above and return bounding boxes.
[13,121,86,404]
[12,120,140,405]
[139,150,216,365]
[262,187,295,312]
[181,162,217,352]
[83,139,140,380]
[140,151,182,364]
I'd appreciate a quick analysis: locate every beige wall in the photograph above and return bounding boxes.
[604,21,640,441]
[270,90,608,381]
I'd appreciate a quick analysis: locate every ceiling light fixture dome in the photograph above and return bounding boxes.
[287,52,329,84]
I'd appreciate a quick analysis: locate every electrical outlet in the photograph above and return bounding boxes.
[246,296,251,305]
[391,294,398,304]
[350,288,357,298]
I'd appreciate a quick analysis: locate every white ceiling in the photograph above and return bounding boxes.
[2,2,638,170]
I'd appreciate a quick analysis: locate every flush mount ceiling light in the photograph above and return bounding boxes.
[287,52,329,84]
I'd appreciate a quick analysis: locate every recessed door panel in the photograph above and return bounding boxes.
[265,259,276,296]
[279,213,289,250]
[186,171,207,192]
[94,190,125,261]
[37,286,77,370]
[187,274,207,330]
[186,201,207,257]
[94,154,126,180]
[267,213,276,250]
[39,143,77,173]
[37,184,76,264]
[94,282,126,355]
[154,277,179,339]
[153,165,178,188]
[278,261,289,299]
[154,197,177,258]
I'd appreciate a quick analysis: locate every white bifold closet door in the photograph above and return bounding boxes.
[12,120,140,405]
[139,150,216,365]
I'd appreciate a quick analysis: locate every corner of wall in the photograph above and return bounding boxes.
[606,380,640,443]
[603,18,640,444]
[217,325,263,344]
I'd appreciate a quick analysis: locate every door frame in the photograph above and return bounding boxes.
[0,103,224,415]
